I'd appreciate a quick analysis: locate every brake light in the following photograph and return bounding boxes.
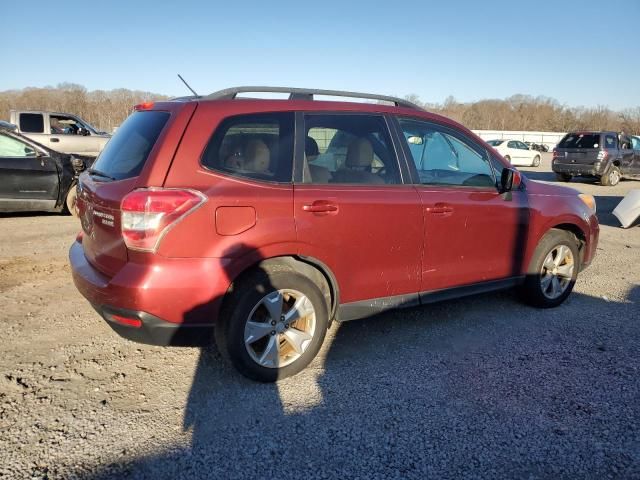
[121,188,206,252]
[552,148,561,159]
[597,150,609,161]
[134,101,155,111]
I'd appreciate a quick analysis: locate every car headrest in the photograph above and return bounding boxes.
[243,138,270,173]
[346,138,373,168]
[305,136,319,157]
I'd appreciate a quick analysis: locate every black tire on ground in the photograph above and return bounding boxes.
[555,173,572,182]
[600,165,621,186]
[62,184,78,216]
[215,265,329,382]
[517,229,580,308]
[532,155,541,167]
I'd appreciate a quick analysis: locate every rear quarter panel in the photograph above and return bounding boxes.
[159,102,298,265]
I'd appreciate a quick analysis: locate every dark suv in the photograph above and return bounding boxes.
[552,131,640,186]
[69,87,599,382]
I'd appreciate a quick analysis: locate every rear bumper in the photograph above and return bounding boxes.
[552,162,605,176]
[96,305,213,346]
[69,240,231,346]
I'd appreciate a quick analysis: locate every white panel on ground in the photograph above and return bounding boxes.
[612,190,640,228]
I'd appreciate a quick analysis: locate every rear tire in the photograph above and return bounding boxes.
[518,229,579,308]
[215,266,328,382]
[532,155,541,167]
[600,165,621,186]
[555,173,572,182]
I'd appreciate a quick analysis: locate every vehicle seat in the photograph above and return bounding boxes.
[331,138,384,184]
[303,136,331,183]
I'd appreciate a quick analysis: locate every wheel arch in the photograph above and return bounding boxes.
[221,253,339,324]
[545,222,587,265]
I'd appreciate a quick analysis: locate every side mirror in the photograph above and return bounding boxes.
[500,167,522,192]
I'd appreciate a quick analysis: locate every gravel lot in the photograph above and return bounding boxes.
[1,154,638,479]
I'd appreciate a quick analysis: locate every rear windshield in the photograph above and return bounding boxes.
[558,133,600,149]
[486,140,504,146]
[91,111,169,180]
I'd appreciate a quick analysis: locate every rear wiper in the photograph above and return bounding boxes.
[87,168,116,180]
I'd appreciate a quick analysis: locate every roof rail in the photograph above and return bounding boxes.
[204,86,422,110]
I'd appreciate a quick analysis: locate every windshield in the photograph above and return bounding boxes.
[79,118,100,134]
[558,133,600,149]
[90,111,169,180]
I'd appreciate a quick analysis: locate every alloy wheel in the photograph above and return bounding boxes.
[540,245,574,299]
[244,289,316,368]
[609,169,620,186]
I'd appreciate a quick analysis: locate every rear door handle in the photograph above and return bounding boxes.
[425,203,453,214]
[303,201,338,213]
[50,138,60,143]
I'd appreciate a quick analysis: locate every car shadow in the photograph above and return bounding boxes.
[78,282,640,479]
[0,211,62,218]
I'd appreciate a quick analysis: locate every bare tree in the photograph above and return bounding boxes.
[0,84,169,132]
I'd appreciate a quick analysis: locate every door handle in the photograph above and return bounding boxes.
[50,138,60,143]
[303,201,338,213]
[425,203,453,214]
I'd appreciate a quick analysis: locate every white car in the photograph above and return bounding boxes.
[486,139,541,167]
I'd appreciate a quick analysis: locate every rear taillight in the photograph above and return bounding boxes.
[552,148,560,159]
[597,150,609,161]
[121,188,206,252]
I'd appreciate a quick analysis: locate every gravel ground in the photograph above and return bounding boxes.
[0,154,638,479]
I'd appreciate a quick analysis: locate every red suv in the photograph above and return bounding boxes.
[70,87,599,382]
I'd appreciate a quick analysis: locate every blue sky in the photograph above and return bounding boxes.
[3,0,639,109]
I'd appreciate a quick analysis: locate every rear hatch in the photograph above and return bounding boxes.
[77,109,173,276]
[554,133,602,165]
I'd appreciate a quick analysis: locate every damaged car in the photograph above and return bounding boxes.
[0,122,93,214]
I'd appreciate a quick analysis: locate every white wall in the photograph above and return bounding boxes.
[472,130,566,149]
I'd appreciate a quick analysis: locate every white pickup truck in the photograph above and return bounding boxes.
[9,110,111,157]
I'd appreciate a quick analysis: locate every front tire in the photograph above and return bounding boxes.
[62,183,78,216]
[215,266,329,382]
[600,165,621,186]
[518,229,579,308]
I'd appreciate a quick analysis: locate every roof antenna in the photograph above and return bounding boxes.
[177,74,199,97]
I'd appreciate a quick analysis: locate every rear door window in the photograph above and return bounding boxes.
[19,113,44,133]
[202,112,294,182]
[90,111,170,180]
[604,135,617,149]
[302,114,400,185]
[558,134,600,149]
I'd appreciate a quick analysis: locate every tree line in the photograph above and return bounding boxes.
[405,94,640,134]
[0,83,169,133]
[1,84,638,135]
